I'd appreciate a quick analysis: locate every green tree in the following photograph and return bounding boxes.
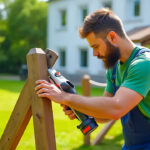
[0,0,48,73]
[0,0,11,72]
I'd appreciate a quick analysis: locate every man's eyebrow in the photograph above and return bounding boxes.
[91,44,97,47]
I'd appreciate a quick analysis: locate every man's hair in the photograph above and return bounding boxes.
[79,8,126,38]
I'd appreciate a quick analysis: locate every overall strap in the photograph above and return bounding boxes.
[132,47,150,60]
[111,63,118,95]
[111,47,150,95]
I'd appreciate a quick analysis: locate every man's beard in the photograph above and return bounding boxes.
[98,40,121,69]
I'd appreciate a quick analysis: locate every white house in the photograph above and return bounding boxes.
[47,0,150,82]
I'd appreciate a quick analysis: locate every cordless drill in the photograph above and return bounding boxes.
[48,68,98,135]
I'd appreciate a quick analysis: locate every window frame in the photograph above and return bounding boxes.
[78,5,88,25]
[59,48,67,67]
[127,0,141,20]
[102,0,112,9]
[57,8,67,30]
[79,48,88,68]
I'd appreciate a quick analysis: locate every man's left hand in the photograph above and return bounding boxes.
[35,80,67,104]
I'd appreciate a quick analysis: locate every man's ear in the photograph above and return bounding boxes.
[106,31,117,45]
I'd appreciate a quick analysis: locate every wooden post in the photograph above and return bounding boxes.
[81,74,91,146]
[27,48,56,150]
[0,48,56,150]
[0,80,32,150]
[92,120,116,145]
[81,75,117,146]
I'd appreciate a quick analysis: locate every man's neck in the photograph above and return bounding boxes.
[119,38,136,63]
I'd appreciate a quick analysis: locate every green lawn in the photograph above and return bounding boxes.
[0,80,124,150]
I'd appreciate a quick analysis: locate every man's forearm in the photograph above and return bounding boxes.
[64,93,120,120]
[36,80,142,121]
[95,118,112,123]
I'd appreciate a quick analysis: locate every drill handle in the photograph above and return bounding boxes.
[60,81,76,94]
[48,69,98,135]
[60,81,89,121]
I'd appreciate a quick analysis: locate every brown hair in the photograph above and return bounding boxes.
[79,8,126,38]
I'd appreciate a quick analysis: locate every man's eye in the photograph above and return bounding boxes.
[94,46,98,49]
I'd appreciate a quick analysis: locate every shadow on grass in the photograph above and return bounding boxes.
[73,134,123,150]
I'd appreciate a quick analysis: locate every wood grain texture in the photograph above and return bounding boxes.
[0,79,32,150]
[82,75,91,146]
[27,48,56,150]
[92,120,116,145]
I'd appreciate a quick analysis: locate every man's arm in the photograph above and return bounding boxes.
[103,91,113,97]
[64,87,143,120]
[35,80,143,120]
[95,91,113,123]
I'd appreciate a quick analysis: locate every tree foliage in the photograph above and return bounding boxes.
[0,0,9,72]
[0,0,48,73]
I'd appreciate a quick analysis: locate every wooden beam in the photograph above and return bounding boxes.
[82,74,91,146]
[27,48,56,150]
[92,120,116,145]
[0,79,32,150]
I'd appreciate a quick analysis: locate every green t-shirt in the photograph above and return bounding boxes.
[105,46,150,118]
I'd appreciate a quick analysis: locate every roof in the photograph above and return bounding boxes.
[128,25,150,44]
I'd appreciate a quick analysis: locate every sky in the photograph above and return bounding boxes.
[0,4,4,9]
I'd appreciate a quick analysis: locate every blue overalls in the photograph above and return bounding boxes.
[111,48,150,150]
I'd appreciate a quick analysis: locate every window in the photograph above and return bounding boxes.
[81,7,88,22]
[59,49,66,67]
[128,0,141,19]
[79,6,88,24]
[103,0,112,9]
[134,0,140,16]
[80,48,88,67]
[60,10,66,27]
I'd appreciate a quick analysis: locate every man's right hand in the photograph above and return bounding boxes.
[61,104,76,120]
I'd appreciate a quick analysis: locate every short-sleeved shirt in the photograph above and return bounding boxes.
[105,46,150,118]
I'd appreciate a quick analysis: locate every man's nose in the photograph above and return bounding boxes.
[93,50,99,56]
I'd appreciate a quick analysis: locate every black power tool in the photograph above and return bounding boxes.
[45,48,98,135]
[48,68,98,135]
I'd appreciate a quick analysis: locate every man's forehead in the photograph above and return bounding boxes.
[86,32,96,40]
[86,32,97,46]
[86,32,104,47]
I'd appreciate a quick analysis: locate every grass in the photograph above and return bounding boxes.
[0,80,124,150]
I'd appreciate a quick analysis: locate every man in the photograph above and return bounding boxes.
[35,8,150,150]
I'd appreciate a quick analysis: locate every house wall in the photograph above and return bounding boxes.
[47,0,150,76]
